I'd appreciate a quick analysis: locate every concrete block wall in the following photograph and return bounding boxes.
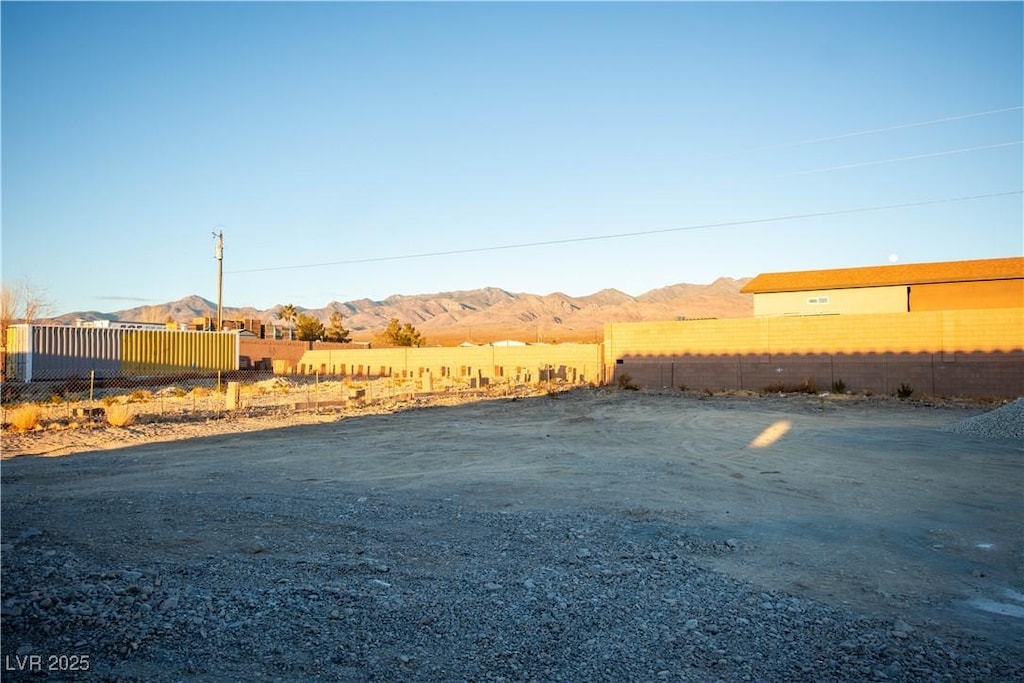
[606,309,1024,398]
[243,308,1022,398]
[615,351,1024,398]
[239,339,310,372]
[293,344,604,387]
[606,309,1023,360]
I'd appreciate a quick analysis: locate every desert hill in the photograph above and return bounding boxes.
[52,278,753,345]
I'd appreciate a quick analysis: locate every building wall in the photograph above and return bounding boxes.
[293,344,604,386]
[605,308,1024,398]
[239,339,374,372]
[4,326,238,382]
[612,351,1024,399]
[753,277,1024,316]
[4,326,120,383]
[239,339,311,371]
[122,329,238,375]
[910,280,1024,311]
[752,285,908,316]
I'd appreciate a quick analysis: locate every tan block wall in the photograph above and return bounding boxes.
[244,309,1023,398]
[606,309,1023,361]
[753,285,907,317]
[294,344,604,385]
[605,308,1024,398]
[612,351,1024,398]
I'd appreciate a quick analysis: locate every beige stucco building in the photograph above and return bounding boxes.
[741,257,1023,317]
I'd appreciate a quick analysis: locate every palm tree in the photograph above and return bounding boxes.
[279,304,298,326]
[278,303,298,340]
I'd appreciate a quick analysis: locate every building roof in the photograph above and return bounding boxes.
[740,257,1024,294]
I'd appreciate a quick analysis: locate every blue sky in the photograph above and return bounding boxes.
[3,1,1021,316]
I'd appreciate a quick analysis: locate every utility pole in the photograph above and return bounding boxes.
[212,229,224,331]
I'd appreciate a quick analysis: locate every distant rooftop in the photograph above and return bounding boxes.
[741,257,1024,294]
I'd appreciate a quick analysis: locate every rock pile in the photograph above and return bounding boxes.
[943,398,1024,440]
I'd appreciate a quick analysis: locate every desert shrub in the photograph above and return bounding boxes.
[831,378,846,394]
[9,404,42,431]
[48,394,63,404]
[128,389,152,403]
[105,404,134,427]
[616,373,639,391]
[191,387,212,398]
[896,383,914,399]
[239,384,268,397]
[678,384,688,392]
[101,395,117,407]
[170,387,187,398]
[763,378,818,394]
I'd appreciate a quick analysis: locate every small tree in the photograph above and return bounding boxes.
[0,283,15,343]
[379,318,426,347]
[1,279,53,341]
[294,313,325,341]
[324,311,351,343]
[21,283,51,324]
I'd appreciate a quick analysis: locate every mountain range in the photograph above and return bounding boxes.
[52,278,753,344]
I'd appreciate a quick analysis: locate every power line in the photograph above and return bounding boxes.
[223,108,1024,276]
[227,190,1023,275]
[770,140,1022,179]
[747,105,1023,153]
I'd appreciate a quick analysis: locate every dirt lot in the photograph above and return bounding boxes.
[1,389,1021,680]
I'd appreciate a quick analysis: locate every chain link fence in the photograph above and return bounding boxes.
[1,368,585,432]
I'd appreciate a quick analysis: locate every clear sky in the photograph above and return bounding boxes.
[3,1,1021,317]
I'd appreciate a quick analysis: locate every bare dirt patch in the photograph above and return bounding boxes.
[2,389,1021,681]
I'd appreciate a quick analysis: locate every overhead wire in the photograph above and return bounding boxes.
[769,140,1022,179]
[228,105,1023,276]
[227,190,1023,275]
[688,107,1023,189]
[745,105,1023,154]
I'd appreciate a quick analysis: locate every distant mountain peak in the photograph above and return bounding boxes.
[50,280,753,343]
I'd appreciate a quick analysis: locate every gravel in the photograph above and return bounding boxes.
[942,398,1024,441]
[3,497,1021,682]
